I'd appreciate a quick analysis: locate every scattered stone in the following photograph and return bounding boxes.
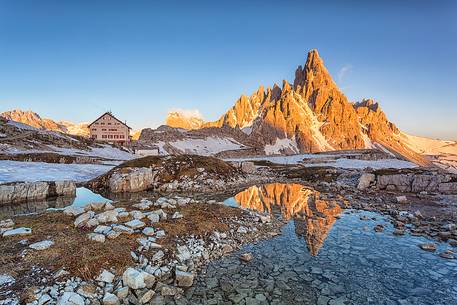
[125,219,146,229]
[396,196,408,204]
[63,206,85,216]
[0,274,15,286]
[0,218,14,228]
[102,293,119,305]
[3,227,32,237]
[147,213,160,223]
[240,252,253,262]
[139,290,155,304]
[176,245,191,262]
[237,226,248,234]
[175,270,194,287]
[94,225,112,235]
[116,287,129,299]
[123,268,145,289]
[96,210,119,223]
[393,229,405,236]
[440,250,456,259]
[142,227,155,236]
[97,270,115,283]
[374,224,384,232]
[57,292,84,305]
[74,211,95,227]
[418,243,437,252]
[172,212,183,219]
[29,240,54,250]
[88,233,106,243]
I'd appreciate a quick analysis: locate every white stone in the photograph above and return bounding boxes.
[29,240,54,251]
[155,230,166,238]
[147,213,160,223]
[112,225,134,234]
[96,270,115,283]
[237,226,248,234]
[396,196,408,203]
[142,227,155,236]
[125,219,145,229]
[38,293,52,305]
[357,173,376,190]
[57,292,84,305]
[63,206,85,217]
[3,227,32,237]
[74,211,95,227]
[172,212,183,219]
[176,245,191,262]
[115,287,129,299]
[122,268,145,289]
[88,233,105,243]
[96,210,119,223]
[94,225,112,235]
[0,274,15,286]
[130,210,145,219]
[106,231,122,239]
[102,293,119,305]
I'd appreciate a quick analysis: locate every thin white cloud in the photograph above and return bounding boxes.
[168,108,203,119]
[337,64,352,82]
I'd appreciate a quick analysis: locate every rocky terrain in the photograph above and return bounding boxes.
[1,153,457,304]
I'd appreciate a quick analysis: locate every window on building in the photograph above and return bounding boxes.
[91,128,96,131]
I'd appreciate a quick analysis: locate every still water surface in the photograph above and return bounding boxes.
[185,183,457,305]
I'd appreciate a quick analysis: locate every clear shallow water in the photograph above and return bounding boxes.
[0,187,110,219]
[186,183,457,305]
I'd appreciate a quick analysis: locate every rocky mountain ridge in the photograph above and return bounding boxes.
[167,49,449,167]
[0,109,89,137]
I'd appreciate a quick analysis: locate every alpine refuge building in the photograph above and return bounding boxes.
[88,112,131,145]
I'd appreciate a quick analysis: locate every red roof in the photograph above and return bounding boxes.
[88,112,131,129]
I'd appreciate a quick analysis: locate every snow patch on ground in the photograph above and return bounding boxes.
[6,120,38,131]
[264,138,299,155]
[0,161,113,183]
[168,137,244,156]
[227,154,321,165]
[401,133,457,155]
[303,158,418,170]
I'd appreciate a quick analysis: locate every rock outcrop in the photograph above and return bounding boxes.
[88,155,243,193]
[0,181,76,204]
[357,169,457,194]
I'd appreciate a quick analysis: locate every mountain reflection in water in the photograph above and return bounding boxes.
[228,183,343,256]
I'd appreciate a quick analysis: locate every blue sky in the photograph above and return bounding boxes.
[0,0,456,139]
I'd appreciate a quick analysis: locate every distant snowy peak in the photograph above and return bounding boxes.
[0,109,89,137]
[166,110,204,130]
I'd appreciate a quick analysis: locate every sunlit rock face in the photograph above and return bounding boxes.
[232,183,342,255]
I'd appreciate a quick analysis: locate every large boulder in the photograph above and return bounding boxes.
[0,180,76,205]
[357,173,375,190]
[109,168,156,193]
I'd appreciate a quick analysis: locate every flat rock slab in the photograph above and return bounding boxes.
[3,227,32,237]
[29,240,54,250]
